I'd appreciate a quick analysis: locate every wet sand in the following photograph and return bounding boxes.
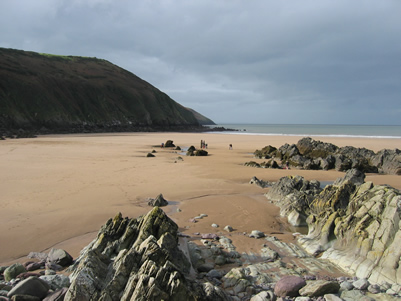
[1,132,400,266]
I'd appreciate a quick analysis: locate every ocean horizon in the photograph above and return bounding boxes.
[207,124,401,139]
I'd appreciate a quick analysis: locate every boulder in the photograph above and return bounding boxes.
[164,140,175,147]
[47,248,73,267]
[274,275,306,297]
[7,276,50,299]
[147,193,168,207]
[4,263,26,281]
[195,149,208,156]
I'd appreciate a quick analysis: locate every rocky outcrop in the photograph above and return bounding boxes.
[147,193,168,207]
[251,137,401,175]
[64,208,204,300]
[265,169,401,286]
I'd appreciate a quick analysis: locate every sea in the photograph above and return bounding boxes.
[206,124,401,139]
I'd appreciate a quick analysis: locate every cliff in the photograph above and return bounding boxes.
[0,48,214,134]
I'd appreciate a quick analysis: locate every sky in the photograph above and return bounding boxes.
[1,0,400,125]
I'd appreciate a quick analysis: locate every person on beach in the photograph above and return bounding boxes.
[229,144,233,150]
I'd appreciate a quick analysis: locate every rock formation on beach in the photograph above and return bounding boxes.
[265,169,401,287]
[0,47,215,136]
[2,196,401,300]
[249,137,401,175]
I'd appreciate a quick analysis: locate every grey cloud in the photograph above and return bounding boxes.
[1,0,400,124]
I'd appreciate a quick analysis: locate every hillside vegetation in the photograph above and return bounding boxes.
[0,48,214,134]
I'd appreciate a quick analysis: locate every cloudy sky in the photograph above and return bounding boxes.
[1,0,400,125]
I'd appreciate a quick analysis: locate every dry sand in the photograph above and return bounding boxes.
[1,132,400,266]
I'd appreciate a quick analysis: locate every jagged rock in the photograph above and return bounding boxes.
[64,208,200,300]
[372,149,401,174]
[333,168,365,186]
[249,137,400,174]
[274,275,306,297]
[47,248,73,267]
[265,170,401,286]
[7,276,50,299]
[297,137,338,158]
[147,193,168,207]
[146,152,155,157]
[40,274,70,290]
[299,280,340,297]
[4,263,26,281]
[254,145,277,159]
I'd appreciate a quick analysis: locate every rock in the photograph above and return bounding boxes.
[339,281,353,291]
[211,223,219,228]
[352,278,369,290]
[7,276,49,299]
[4,263,26,281]
[147,193,168,207]
[195,149,208,156]
[201,233,219,239]
[43,287,68,301]
[274,275,306,297]
[39,274,70,290]
[249,230,265,239]
[25,262,44,272]
[146,152,155,157]
[206,269,223,279]
[224,225,234,232]
[198,263,214,273]
[254,145,277,159]
[47,248,73,267]
[333,168,365,186]
[250,176,271,188]
[215,255,226,266]
[164,140,175,147]
[299,280,340,297]
[367,284,381,294]
[323,294,343,301]
[250,290,275,300]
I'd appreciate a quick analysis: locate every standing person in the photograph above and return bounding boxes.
[229,144,233,150]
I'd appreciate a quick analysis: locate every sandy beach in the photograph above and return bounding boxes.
[1,132,400,266]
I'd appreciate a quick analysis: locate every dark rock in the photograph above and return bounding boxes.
[274,275,306,297]
[297,137,338,158]
[146,152,155,157]
[147,193,168,207]
[46,249,73,267]
[254,145,277,159]
[164,140,175,147]
[333,168,365,186]
[195,149,208,156]
[187,145,196,152]
[7,276,49,299]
